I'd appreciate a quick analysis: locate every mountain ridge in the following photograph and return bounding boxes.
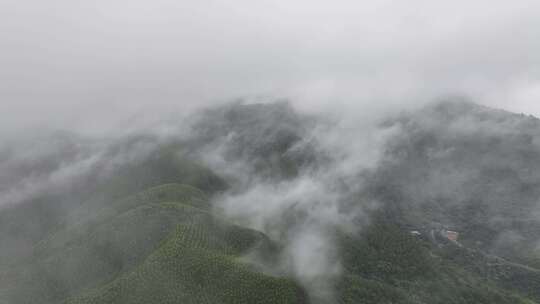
[1,100,540,303]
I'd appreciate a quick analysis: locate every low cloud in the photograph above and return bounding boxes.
[202,102,395,302]
[1,1,539,135]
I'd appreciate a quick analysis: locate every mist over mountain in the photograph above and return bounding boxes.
[1,100,540,304]
[2,1,539,303]
[378,101,540,255]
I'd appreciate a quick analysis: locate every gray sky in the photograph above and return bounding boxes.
[1,0,539,134]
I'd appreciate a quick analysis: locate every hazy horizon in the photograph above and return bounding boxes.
[1,0,539,135]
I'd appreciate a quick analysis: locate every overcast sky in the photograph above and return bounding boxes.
[1,0,539,134]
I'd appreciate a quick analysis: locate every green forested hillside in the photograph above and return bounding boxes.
[6,181,536,304]
[336,221,538,304]
[2,182,306,304]
[1,102,540,304]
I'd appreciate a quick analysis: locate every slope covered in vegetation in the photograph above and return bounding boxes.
[2,182,306,304]
[1,101,540,304]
